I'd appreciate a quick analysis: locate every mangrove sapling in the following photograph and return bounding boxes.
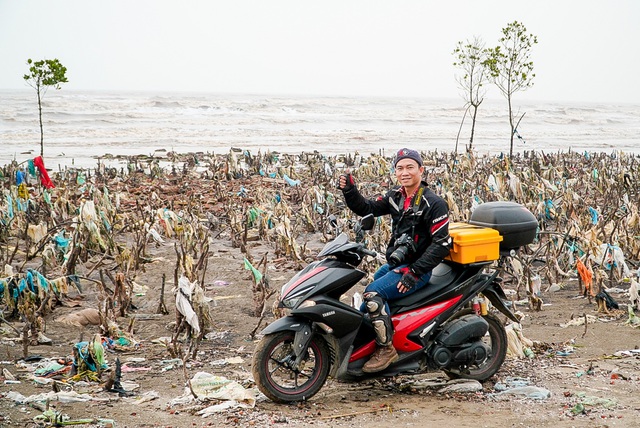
[485,21,537,158]
[452,36,489,153]
[23,58,68,157]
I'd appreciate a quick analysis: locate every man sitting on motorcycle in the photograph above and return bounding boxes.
[338,148,452,373]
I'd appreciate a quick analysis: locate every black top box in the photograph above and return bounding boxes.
[469,201,538,250]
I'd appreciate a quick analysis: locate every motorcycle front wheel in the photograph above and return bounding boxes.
[443,309,508,381]
[252,331,331,403]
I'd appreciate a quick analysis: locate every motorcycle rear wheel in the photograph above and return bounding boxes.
[443,309,507,381]
[252,331,331,403]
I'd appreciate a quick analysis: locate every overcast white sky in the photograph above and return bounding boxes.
[1,0,638,103]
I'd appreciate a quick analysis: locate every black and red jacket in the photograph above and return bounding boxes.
[342,180,451,276]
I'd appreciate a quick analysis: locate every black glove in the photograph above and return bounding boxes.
[339,173,355,191]
[398,267,420,290]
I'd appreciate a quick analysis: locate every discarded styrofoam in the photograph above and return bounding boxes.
[439,379,483,393]
[493,385,551,400]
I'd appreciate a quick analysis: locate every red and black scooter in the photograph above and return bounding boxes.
[252,202,538,403]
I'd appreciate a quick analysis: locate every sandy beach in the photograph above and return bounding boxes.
[1,148,639,427]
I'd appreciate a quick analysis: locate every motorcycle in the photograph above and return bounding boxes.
[252,202,537,403]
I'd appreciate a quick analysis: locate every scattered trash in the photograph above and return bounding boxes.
[124,391,159,405]
[282,174,300,187]
[175,275,201,334]
[72,334,108,377]
[547,283,562,292]
[595,289,619,310]
[531,275,542,296]
[3,367,16,380]
[210,356,244,367]
[505,323,534,359]
[55,308,102,327]
[243,258,263,284]
[160,358,183,372]
[493,386,551,400]
[352,291,363,309]
[33,361,67,377]
[7,390,101,404]
[571,391,618,411]
[590,243,631,278]
[492,377,551,400]
[570,402,586,415]
[439,379,483,393]
[560,314,598,328]
[3,148,640,423]
[628,277,640,310]
[624,305,640,327]
[33,409,116,427]
[189,372,256,405]
[168,371,257,414]
[610,349,640,358]
[555,348,574,357]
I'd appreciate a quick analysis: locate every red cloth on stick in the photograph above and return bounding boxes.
[33,156,55,189]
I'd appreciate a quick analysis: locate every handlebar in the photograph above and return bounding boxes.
[360,247,377,258]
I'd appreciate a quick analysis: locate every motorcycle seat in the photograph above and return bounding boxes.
[389,262,459,312]
[427,262,457,287]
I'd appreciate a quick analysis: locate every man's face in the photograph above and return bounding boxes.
[394,158,423,188]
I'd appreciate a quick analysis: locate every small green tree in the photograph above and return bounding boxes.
[485,21,537,157]
[452,36,489,153]
[23,58,69,157]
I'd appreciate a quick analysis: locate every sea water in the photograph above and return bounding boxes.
[1,90,639,169]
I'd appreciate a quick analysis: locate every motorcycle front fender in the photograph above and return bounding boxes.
[259,315,309,336]
[259,316,316,368]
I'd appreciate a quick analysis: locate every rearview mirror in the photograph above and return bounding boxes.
[360,214,375,231]
[328,214,338,229]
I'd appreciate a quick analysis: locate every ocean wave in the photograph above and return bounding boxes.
[1,90,639,168]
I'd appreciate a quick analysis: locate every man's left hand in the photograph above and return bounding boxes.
[397,269,419,293]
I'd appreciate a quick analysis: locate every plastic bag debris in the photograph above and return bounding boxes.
[189,372,256,406]
[573,391,618,409]
[629,276,640,310]
[505,323,534,359]
[170,372,256,412]
[7,390,100,404]
[73,334,108,374]
[595,289,619,309]
[352,291,363,309]
[492,377,551,400]
[612,349,640,358]
[560,314,598,328]
[590,243,631,277]
[175,275,200,334]
[624,305,640,327]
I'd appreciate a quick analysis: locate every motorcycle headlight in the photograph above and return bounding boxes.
[281,286,314,309]
[281,295,303,309]
[282,297,316,310]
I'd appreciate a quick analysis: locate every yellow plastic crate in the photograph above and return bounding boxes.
[445,222,503,264]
